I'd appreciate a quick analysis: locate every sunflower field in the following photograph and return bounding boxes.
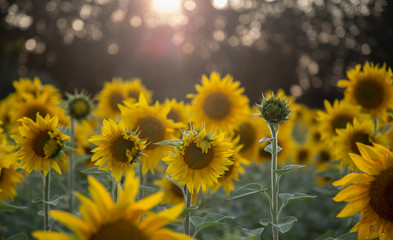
[0,62,392,240]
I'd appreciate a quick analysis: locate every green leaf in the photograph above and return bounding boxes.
[227,183,267,200]
[154,140,182,149]
[32,195,65,206]
[0,202,27,210]
[75,154,92,163]
[259,218,272,227]
[259,138,271,144]
[264,144,282,154]
[180,205,199,218]
[191,214,234,236]
[274,165,305,176]
[241,227,264,240]
[279,192,316,203]
[324,232,358,240]
[81,166,110,175]
[6,233,28,240]
[274,216,297,233]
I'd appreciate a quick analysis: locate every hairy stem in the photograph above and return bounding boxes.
[269,123,279,240]
[68,118,75,213]
[184,186,192,237]
[43,170,51,231]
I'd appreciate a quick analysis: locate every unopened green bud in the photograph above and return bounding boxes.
[66,90,94,121]
[257,94,292,124]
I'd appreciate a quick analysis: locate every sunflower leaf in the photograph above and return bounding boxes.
[279,192,316,203]
[323,232,358,240]
[264,144,282,154]
[259,218,272,227]
[0,202,27,210]
[80,166,110,175]
[180,205,199,218]
[273,216,297,233]
[227,183,267,200]
[259,138,271,144]
[5,233,28,240]
[274,165,305,175]
[32,195,65,206]
[191,214,234,237]
[241,227,265,239]
[154,139,182,149]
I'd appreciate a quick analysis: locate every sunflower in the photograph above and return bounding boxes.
[0,148,24,202]
[33,173,192,240]
[333,143,393,240]
[11,113,70,176]
[95,78,152,119]
[66,91,94,121]
[120,94,180,174]
[317,99,370,143]
[163,127,234,194]
[75,119,99,155]
[314,145,337,186]
[212,137,250,195]
[187,72,249,133]
[154,177,185,205]
[164,99,191,138]
[290,143,314,165]
[13,77,62,104]
[335,119,388,169]
[338,62,393,118]
[88,119,147,181]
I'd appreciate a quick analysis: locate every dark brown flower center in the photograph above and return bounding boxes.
[112,138,135,163]
[236,123,256,152]
[170,182,184,199]
[127,90,140,99]
[203,92,231,120]
[33,132,51,157]
[167,109,180,123]
[89,220,149,240]
[222,158,234,178]
[184,142,213,169]
[297,149,309,163]
[331,115,353,134]
[369,167,393,222]
[23,105,49,121]
[317,150,331,163]
[313,132,321,143]
[109,91,124,113]
[136,116,165,149]
[354,80,384,109]
[350,132,372,155]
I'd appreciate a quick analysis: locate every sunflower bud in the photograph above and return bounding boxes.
[66,91,93,121]
[257,94,292,125]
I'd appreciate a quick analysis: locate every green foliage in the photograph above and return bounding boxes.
[227,183,267,200]
[191,213,234,237]
[274,165,305,176]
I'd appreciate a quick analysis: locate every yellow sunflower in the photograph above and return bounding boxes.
[290,143,314,165]
[338,62,393,118]
[164,99,191,138]
[95,78,152,119]
[335,119,388,169]
[0,148,24,202]
[163,127,234,194]
[154,177,185,205]
[120,94,180,174]
[12,113,70,176]
[317,99,370,142]
[314,145,337,186]
[33,173,192,240]
[75,119,99,155]
[333,143,393,240]
[13,77,62,104]
[88,119,147,181]
[212,137,250,195]
[187,72,249,133]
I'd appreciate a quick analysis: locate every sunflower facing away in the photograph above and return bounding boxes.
[12,113,70,176]
[317,99,370,143]
[333,143,393,240]
[89,119,147,181]
[120,94,180,174]
[338,62,393,118]
[188,72,249,133]
[154,177,185,205]
[163,127,234,194]
[0,147,24,202]
[334,119,387,169]
[33,173,192,240]
[164,98,191,138]
[95,78,152,119]
[12,77,62,104]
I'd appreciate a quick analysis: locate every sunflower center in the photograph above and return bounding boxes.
[89,220,149,240]
[350,132,372,155]
[318,150,331,163]
[0,168,3,182]
[127,90,140,99]
[203,92,231,120]
[69,98,90,120]
[297,149,309,163]
[369,167,393,222]
[170,182,184,198]
[167,109,180,123]
[24,105,49,121]
[184,142,214,169]
[236,123,256,152]
[33,132,51,157]
[137,116,165,148]
[112,138,136,163]
[331,115,353,133]
[313,132,321,143]
[109,91,124,112]
[354,80,384,109]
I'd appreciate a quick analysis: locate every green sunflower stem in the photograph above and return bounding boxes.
[43,170,51,231]
[138,165,144,200]
[112,175,118,203]
[68,118,75,213]
[269,123,279,240]
[184,186,192,237]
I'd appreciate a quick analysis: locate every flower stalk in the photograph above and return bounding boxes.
[68,118,75,213]
[43,170,51,231]
[184,186,192,237]
[269,123,279,240]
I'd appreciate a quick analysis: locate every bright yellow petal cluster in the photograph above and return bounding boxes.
[89,119,147,181]
[12,114,70,176]
[33,173,192,240]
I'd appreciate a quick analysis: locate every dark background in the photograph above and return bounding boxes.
[1,0,392,108]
